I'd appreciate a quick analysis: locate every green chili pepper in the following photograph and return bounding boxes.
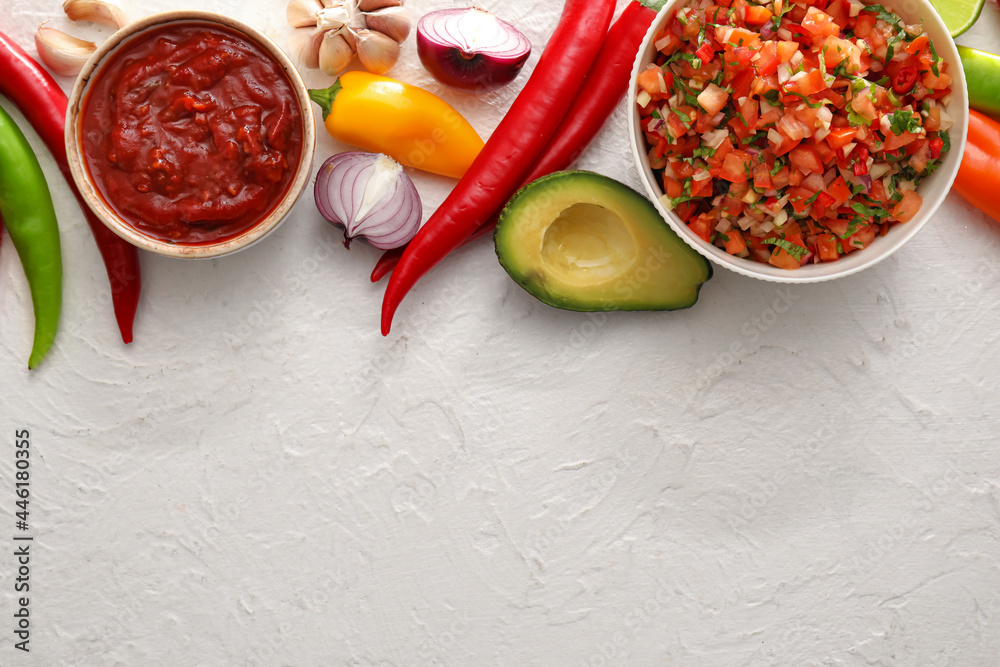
[959,46,1000,120]
[0,104,62,369]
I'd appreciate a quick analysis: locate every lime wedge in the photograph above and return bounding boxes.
[929,0,986,37]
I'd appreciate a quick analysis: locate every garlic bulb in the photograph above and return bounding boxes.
[287,0,412,76]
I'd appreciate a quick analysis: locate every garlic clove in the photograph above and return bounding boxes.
[363,6,411,43]
[62,0,127,29]
[286,0,322,28]
[289,26,325,69]
[316,3,352,32]
[358,0,403,11]
[318,31,355,75]
[355,29,399,74]
[35,24,96,76]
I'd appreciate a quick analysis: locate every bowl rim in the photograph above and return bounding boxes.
[65,10,316,259]
[627,0,969,283]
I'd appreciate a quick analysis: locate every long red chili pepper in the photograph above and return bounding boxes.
[370,0,665,285]
[0,30,141,344]
[379,0,616,334]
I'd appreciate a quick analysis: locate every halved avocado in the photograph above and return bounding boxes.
[494,171,712,312]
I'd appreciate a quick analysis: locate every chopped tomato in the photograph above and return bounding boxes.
[720,150,752,182]
[816,233,839,261]
[697,84,729,116]
[892,189,922,223]
[723,228,748,254]
[825,126,858,150]
[788,186,815,213]
[776,41,800,62]
[801,7,840,37]
[827,176,852,208]
[753,163,773,190]
[789,145,824,174]
[688,214,714,242]
[792,69,829,96]
[754,42,779,75]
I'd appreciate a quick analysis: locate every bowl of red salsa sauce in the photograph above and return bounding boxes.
[66,11,315,258]
[628,0,968,283]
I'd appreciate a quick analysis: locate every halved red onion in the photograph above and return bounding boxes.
[314,152,422,250]
[416,8,531,92]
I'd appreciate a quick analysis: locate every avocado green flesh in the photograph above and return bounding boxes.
[495,171,712,312]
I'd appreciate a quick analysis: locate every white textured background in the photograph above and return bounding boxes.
[3,0,1000,664]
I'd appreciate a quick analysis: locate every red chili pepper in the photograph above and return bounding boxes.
[371,0,657,285]
[379,0,615,333]
[695,41,714,64]
[892,66,918,94]
[928,136,943,160]
[0,30,141,344]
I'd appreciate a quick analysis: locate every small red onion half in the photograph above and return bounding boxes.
[417,8,531,93]
[314,152,422,250]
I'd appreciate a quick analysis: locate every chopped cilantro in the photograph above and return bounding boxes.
[940,129,951,153]
[786,92,822,108]
[673,108,693,125]
[887,110,921,136]
[763,89,780,103]
[864,5,903,29]
[805,191,822,205]
[847,105,869,128]
[671,52,703,70]
[770,159,786,176]
[763,238,807,260]
[928,38,940,77]
[852,202,888,218]
[692,146,717,158]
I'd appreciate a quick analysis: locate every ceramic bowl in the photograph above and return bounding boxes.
[628,0,968,283]
[65,10,315,259]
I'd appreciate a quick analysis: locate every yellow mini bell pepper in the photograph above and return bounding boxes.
[309,72,484,180]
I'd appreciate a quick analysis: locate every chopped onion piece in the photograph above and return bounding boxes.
[870,163,891,179]
[939,109,954,131]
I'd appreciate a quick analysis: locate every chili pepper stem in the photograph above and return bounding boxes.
[308,79,344,120]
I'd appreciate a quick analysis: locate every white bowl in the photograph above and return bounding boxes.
[628,0,968,283]
[65,11,316,259]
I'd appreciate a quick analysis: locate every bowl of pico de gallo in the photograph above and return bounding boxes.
[628,0,968,282]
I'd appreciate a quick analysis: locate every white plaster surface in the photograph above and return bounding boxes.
[2,0,1000,664]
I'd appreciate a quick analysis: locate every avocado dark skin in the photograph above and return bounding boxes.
[494,171,712,312]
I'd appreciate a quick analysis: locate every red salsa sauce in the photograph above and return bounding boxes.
[81,22,303,245]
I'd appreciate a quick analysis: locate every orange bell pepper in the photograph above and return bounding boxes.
[953,110,1000,225]
[308,72,483,180]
